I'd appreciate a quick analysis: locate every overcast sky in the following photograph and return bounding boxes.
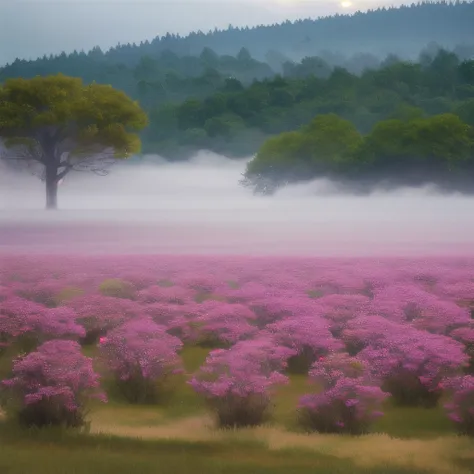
[0,0,404,65]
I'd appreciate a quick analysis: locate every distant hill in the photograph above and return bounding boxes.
[2,2,474,72]
[54,2,474,64]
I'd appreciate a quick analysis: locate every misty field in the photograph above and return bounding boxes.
[1,254,474,474]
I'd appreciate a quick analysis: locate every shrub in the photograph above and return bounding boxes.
[15,279,65,307]
[137,285,194,305]
[99,317,183,404]
[359,329,468,407]
[450,325,474,374]
[298,354,389,434]
[52,286,85,306]
[66,295,140,345]
[250,296,323,328]
[266,315,343,373]
[372,284,470,334]
[0,297,85,352]
[98,279,135,300]
[1,340,106,428]
[192,302,258,347]
[342,316,411,355]
[442,375,474,436]
[189,342,289,428]
[318,294,371,337]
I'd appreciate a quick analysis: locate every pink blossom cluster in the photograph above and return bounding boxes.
[442,375,474,435]
[1,340,106,427]
[298,354,389,434]
[65,294,141,343]
[1,296,85,351]
[358,327,468,406]
[189,339,289,427]
[99,317,183,403]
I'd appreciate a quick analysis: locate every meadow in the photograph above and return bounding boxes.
[1,254,474,473]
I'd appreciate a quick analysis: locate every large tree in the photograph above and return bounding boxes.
[0,74,148,209]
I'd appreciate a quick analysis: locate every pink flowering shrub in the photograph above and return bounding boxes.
[442,376,474,436]
[191,302,258,347]
[177,273,221,293]
[230,337,296,373]
[318,294,371,337]
[116,271,157,290]
[1,340,106,427]
[451,325,474,374]
[298,353,389,434]
[137,285,194,305]
[342,316,408,355]
[99,317,183,403]
[66,295,141,344]
[143,302,190,327]
[189,341,289,427]
[359,329,468,407]
[250,296,322,328]
[372,284,470,335]
[0,297,85,352]
[15,279,65,308]
[266,315,344,373]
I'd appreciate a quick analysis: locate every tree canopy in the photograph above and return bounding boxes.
[243,112,474,194]
[0,74,148,209]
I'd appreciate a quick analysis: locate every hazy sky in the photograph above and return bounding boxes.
[0,0,404,65]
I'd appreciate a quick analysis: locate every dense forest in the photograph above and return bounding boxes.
[2,47,474,159]
[140,49,474,157]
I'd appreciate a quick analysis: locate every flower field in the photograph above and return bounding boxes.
[1,254,474,473]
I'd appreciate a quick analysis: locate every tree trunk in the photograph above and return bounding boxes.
[45,165,58,210]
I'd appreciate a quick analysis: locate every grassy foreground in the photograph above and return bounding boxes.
[1,347,474,473]
[1,425,473,474]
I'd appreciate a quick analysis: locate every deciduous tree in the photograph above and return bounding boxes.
[0,74,148,209]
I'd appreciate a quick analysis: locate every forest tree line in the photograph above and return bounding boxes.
[142,49,474,158]
[4,2,472,65]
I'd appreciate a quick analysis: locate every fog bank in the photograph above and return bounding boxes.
[1,152,473,257]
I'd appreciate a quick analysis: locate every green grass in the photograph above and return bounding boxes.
[0,426,459,474]
[373,404,453,439]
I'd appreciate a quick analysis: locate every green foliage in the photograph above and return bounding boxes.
[0,74,147,157]
[455,99,474,126]
[359,113,474,169]
[98,279,135,300]
[246,114,362,183]
[53,287,85,306]
[245,111,474,192]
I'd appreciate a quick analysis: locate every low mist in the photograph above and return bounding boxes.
[1,151,474,257]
